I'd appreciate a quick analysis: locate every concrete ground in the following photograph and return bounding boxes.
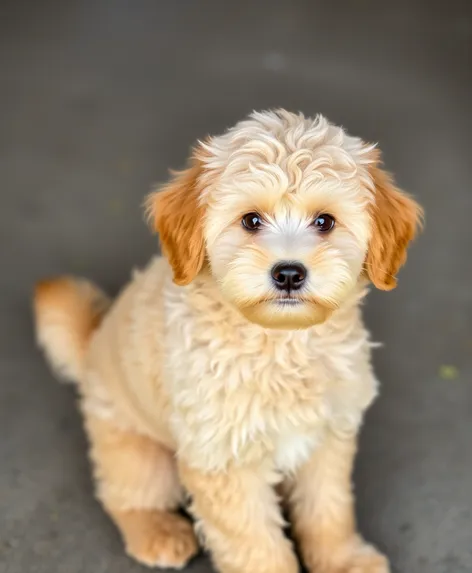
[1,1,471,572]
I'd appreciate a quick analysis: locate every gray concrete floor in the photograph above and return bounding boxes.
[1,1,471,572]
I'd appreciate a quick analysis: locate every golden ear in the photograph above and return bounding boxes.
[145,153,206,286]
[366,160,423,290]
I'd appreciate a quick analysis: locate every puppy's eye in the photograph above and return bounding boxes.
[242,212,263,231]
[313,214,335,232]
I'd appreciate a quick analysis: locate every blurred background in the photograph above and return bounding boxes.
[1,1,471,572]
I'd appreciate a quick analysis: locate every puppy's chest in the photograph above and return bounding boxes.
[166,319,354,472]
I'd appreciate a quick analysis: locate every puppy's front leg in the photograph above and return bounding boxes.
[285,432,389,573]
[179,461,299,573]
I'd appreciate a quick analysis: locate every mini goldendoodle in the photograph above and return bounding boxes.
[34,110,422,573]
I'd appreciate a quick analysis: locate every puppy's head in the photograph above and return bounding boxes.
[146,110,422,329]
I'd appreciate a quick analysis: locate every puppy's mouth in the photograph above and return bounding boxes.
[248,294,334,311]
[263,293,308,308]
[236,293,334,329]
[271,297,302,306]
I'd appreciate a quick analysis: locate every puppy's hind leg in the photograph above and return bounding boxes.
[85,415,198,569]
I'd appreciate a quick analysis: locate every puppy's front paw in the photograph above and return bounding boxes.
[122,511,199,569]
[338,542,389,573]
[313,539,389,573]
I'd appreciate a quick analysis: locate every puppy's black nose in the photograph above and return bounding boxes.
[271,262,307,291]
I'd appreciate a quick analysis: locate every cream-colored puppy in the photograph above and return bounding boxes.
[34,110,422,573]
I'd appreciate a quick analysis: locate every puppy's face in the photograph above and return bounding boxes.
[204,154,370,329]
[147,111,422,330]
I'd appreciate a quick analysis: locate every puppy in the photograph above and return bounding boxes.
[34,110,422,573]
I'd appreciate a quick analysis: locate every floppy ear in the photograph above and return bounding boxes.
[145,152,206,286]
[365,158,423,290]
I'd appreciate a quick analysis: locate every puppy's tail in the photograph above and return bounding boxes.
[33,277,111,384]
